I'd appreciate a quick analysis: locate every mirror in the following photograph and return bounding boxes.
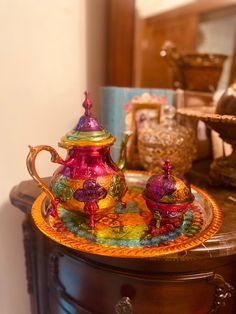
[133,1,236,90]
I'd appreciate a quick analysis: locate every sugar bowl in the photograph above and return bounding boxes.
[143,161,194,232]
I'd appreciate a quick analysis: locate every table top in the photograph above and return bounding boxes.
[10,161,236,262]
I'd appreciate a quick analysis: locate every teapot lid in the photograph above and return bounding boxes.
[59,92,115,148]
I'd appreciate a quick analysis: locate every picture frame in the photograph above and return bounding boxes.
[127,101,162,169]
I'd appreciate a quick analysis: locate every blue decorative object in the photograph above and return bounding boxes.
[100,87,174,161]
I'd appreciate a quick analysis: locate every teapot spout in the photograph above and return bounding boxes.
[116,131,131,170]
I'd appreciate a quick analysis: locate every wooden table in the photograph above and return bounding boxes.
[10,162,236,314]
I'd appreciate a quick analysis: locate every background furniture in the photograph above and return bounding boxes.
[10,162,236,314]
[106,0,236,88]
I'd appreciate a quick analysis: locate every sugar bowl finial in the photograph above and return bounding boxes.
[83,91,92,116]
[163,160,172,177]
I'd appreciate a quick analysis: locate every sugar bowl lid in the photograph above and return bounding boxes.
[144,161,194,204]
[59,92,115,148]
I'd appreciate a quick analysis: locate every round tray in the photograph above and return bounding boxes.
[31,171,222,258]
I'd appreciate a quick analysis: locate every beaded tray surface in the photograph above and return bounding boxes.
[31,171,222,258]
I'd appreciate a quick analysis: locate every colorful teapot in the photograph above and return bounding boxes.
[27,92,129,227]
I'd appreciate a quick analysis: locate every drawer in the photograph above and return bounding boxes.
[47,250,234,314]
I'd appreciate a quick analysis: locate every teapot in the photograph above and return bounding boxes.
[27,92,129,227]
[160,41,227,92]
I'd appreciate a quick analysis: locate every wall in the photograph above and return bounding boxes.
[136,0,195,18]
[0,0,106,313]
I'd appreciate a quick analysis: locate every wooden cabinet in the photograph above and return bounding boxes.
[10,165,236,313]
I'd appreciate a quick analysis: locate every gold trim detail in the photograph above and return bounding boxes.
[59,136,115,149]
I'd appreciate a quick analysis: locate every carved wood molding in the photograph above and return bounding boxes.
[22,216,36,294]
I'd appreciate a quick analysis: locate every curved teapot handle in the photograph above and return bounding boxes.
[26,145,64,204]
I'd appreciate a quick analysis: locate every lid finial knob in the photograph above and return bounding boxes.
[83,91,92,116]
[163,160,172,177]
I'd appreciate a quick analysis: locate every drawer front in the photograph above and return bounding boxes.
[47,251,234,314]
